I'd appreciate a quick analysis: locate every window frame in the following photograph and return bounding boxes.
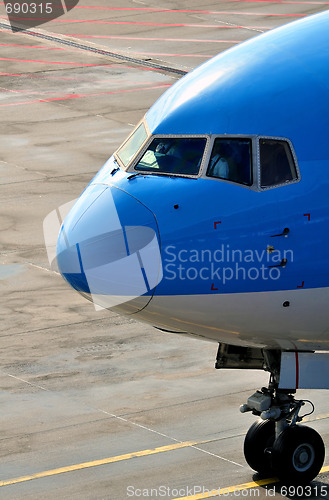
[256,136,300,191]
[115,127,300,189]
[203,135,254,187]
[200,135,300,191]
[127,133,212,178]
[115,119,150,170]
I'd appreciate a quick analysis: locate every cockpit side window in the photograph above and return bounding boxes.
[134,137,207,176]
[116,122,148,168]
[260,139,297,188]
[206,138,252,186]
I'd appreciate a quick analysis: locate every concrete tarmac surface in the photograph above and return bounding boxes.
[0,1,329,498]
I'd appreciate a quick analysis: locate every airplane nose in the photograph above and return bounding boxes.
[56,184,162,313]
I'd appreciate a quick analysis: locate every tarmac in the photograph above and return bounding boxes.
[0,1,329,499]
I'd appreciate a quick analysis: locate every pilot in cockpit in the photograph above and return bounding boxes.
[208,142,230,179]
[155,141,173,155]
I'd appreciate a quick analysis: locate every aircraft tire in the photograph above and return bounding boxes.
[271,425,325,484]
[244,419,275,474]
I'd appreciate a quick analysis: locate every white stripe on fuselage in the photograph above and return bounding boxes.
[130,287,329,350]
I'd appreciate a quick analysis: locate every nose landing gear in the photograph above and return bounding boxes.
[241,383,325,483]
[215,344,327,483]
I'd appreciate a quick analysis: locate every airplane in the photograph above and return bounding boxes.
[54,10,329,484]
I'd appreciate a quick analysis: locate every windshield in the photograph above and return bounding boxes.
[260,139,297,188]
[134,137,206,176]
[206,138,252,185]
[116,122,148,168]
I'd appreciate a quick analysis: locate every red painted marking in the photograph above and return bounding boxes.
[0,17,269,29]
[0,4,306,15]
[0,73,164,87]
[304,213,311,221]
[65,35,240,44]
[297,281,305,288]
[70,6,305,17]
[1,1,327,6]
[295,352,299,390]
[214,221,222,229]
[0,43,65,50]
[211,283,219,291]
[0,88,67,95]
[0,57,123,67]
[0,84,171,108]
[0,57,165,72]
[0,80,161,95]
[0,72,110,82]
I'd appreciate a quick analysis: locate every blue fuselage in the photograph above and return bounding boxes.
[56,10,329,350]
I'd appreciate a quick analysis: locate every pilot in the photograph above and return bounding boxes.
[155,141,172,155]
[155,139,181,157]
[208,142,230,179]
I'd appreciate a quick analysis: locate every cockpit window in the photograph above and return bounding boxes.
[260,139,297,188]
[116,122,148,168]
[134,137,207,176]
[206,138,252,185]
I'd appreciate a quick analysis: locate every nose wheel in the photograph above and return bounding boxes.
[241,385,325,483]
[271,425,325,484]
[244,420,325,483]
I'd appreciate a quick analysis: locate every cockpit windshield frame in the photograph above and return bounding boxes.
[200,135,300,191]
[114,125,300,190]
[256,136,300,191]
[126,133,212,179]
[204,135,254,187]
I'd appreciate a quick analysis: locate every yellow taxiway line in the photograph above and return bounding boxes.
[0,439,208,487]
[172,477,280,500]
[172,466,329,500]
[0,440,328,497]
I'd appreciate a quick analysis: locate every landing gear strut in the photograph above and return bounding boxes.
[241,376,325,483]
[215,344,326,483]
